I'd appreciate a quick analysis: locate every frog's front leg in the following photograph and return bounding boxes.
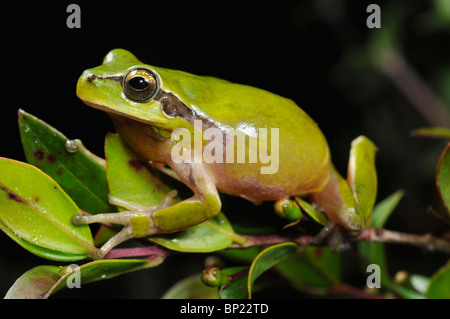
[73,162,221,259]
[72,190,177,259]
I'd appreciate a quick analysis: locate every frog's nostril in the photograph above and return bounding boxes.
[87,74,97,83]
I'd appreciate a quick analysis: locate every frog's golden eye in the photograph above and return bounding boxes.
[123,68,159,102]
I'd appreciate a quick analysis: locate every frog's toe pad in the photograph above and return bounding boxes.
[72,214,87,226]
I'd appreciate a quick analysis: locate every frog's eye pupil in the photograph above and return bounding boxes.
[129,77,149,90]
[123,68,159,102]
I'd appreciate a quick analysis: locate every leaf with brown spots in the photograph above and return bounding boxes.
[5,259,162,299]
[0,157,95,261]
[18,110,115,215]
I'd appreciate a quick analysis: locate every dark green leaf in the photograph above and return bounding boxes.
[248,242,297,298]
[220,244,298,299]
[18,110,114,214]
[426,261,450,299]
[219,266,249,299]
[5,258,163,299]
[371,189,405,228]
[277,246,340,293]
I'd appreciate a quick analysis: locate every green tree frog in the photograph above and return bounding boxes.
[73,49,377,259]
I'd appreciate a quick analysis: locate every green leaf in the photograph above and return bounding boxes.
[5,258,162,299]
[219,247,261,264]
[4,265,61,299]
[247,242,297,298]
[358,190,404,292]
[426,260,450,299]
[295,197,328,226]
[162,274,220,299]
[411,127,450,139]
[437,143,450,215]
[105,134,236,252]
[0,220,88,261]
[105,133,170,207]
[347,136,378,223]
[150,213,236,252]
[219,266,249,299]
[0,157,95,260]
[219,243,298,300]
[18,110,114,215]
[277,246,341,293]
[371,189,405,228]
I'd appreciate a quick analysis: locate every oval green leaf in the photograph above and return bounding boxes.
[5,258,162,299]
[106,134,236,252]
[0,157,95,260]
[347,136,378,223]
[0,219,89,261]
[248,242,297,298]
[371,189,405,228]
[151,213,236,252]
[4,265,61,299]
[18,110,114,215]
[105,133,171,206]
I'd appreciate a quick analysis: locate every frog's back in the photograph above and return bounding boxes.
[156,67,331,201]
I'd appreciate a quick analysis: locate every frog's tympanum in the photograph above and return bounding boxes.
[73,49,377,259]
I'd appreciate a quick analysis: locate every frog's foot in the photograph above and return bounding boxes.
[72,190,177,259]
[313,221,335,244]
[313,221,347,252]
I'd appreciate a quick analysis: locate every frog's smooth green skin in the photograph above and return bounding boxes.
[76,49,377,258]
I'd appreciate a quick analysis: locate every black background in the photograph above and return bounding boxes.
[0,1,449,299]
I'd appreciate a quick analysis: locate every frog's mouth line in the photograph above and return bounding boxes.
[80,89,222,133]
[79,99,159,126]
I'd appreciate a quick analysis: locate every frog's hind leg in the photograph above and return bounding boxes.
[313,221,347,252]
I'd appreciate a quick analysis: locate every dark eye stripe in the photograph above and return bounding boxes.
[87,74,123,83]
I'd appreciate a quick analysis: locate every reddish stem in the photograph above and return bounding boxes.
[104,246,170,259]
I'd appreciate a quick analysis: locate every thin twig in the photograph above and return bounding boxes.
[104,246,170,259]
[228,233,315,249]
[356,228,450,254]
[80,208,450,256]
[378,48,450,127]
[228,228,450,255]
